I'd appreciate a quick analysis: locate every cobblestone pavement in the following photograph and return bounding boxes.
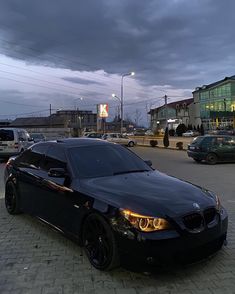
[0,151,235,294]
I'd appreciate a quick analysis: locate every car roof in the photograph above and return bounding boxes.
[38,138,112,149]
[204,134,234,137]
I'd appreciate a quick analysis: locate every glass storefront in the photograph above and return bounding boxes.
[199,82,235,130]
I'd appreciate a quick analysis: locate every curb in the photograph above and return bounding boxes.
[136,144,187,151]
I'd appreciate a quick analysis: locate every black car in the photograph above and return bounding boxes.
[4,139,228,270]
[187,135,235,164]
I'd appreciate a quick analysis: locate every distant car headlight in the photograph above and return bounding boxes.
[120,209,172,232]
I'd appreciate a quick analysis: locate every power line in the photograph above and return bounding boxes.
[0,35,167,94]
[0,99,45,108]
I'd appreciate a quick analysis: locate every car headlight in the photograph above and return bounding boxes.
[120,209,172,232]
[215,195,221,211]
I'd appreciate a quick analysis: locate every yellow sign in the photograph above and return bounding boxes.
[98,104,109,118]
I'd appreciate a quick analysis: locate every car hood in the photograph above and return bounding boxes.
[78,171,215,217]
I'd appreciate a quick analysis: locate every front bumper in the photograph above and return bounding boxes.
[114,208,228,266]
[187,150,207,161]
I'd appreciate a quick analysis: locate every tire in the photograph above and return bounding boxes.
[82,213,120,270]
[128,141,134,147]
[193,158,202,163]
[5,181,21,215]
[206,153,218,165]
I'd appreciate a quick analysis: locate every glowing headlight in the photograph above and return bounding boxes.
[120,209,172,232]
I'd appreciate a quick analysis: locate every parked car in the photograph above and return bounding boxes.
[145,130,154,136]
[182,130,199,137]
[102,133,136,147]
[187,135,235,164]
[0,128,33,158]
[30,133,46,143]
[83,132,103,139]
[4,139,227,270]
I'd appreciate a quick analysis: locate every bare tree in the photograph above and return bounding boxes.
[134,109,143,127]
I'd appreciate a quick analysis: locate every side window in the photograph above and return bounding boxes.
[216,137,230,146]
[201,137,213,147]
[222,137,234,146]
[18,131,24,141]
[15,143,48,169]
[42,145,67,171]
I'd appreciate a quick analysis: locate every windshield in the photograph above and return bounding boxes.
[191,136,204,144]
[69,144,152,178]
[31,134,44,139]
[0,129,14,141]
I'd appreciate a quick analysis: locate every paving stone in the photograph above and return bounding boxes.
[0,160,235,294]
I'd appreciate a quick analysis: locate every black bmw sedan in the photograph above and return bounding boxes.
[4,138,228,270]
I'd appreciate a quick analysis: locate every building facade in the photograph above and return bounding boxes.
[193,76,235,130]
[149,98,194,131]
[9,109,97,138]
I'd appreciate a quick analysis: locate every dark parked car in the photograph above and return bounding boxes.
[83,132,103,139]
[4,139,227,270]
[187,135,235,164]
[30,133,46,143]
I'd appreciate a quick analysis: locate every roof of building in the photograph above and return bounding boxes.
[193,75,235,92]
[10,116,66,127]
[148,98,193,114]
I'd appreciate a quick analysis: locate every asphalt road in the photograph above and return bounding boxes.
[0,149,235,294]
[133,147,235,206]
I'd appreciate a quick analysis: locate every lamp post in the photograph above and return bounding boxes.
[120,72,135,134]
[73,97,83,136]
[112,93,121,132]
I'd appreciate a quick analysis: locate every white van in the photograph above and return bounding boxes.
[0,128,33,158]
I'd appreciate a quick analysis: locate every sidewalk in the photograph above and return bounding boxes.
[135,136,193,150]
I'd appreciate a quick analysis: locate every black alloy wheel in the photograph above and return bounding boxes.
[206,153,218,165]
[82,213,119,270]
[128,141,134,147]
[5,181,21,215]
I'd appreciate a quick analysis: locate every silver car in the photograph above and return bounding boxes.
[0,128,34,158]
[102,133,136,147]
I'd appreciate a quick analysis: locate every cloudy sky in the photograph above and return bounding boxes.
[0,0,235,125]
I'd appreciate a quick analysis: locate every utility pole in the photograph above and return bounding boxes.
[164,95,168,127]
[49,104,52,128]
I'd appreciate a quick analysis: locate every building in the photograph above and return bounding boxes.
[0,119,12,127]
[9,109,97,138]
[193,76,235,130]
[149,98,194,131]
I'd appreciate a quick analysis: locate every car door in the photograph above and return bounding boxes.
[14,144,49,214]
[38,145,83,232]
[215,137,235,161]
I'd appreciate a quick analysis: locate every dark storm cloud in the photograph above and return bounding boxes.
[62,77,104,86]
[0,0,235,88]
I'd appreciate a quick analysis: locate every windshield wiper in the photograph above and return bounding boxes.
[113,169,150,175]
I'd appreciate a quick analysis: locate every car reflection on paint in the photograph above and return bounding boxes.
[4,138,228,270]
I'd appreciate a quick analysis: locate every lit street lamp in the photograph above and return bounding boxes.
[120,72,135,134]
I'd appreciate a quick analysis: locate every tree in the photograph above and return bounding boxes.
[163,127,169,147]
[197,125,200,132]
[200,124,205,136]
[134,109,143,127]
[176,123,187,136]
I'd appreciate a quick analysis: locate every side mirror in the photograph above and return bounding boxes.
[48,168,67,178]
[144,160,152,167]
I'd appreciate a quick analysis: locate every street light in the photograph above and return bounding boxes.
[73,97,83,137]
[73,97,83,109]
[120,72,135,134]
[112,93,121,127]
